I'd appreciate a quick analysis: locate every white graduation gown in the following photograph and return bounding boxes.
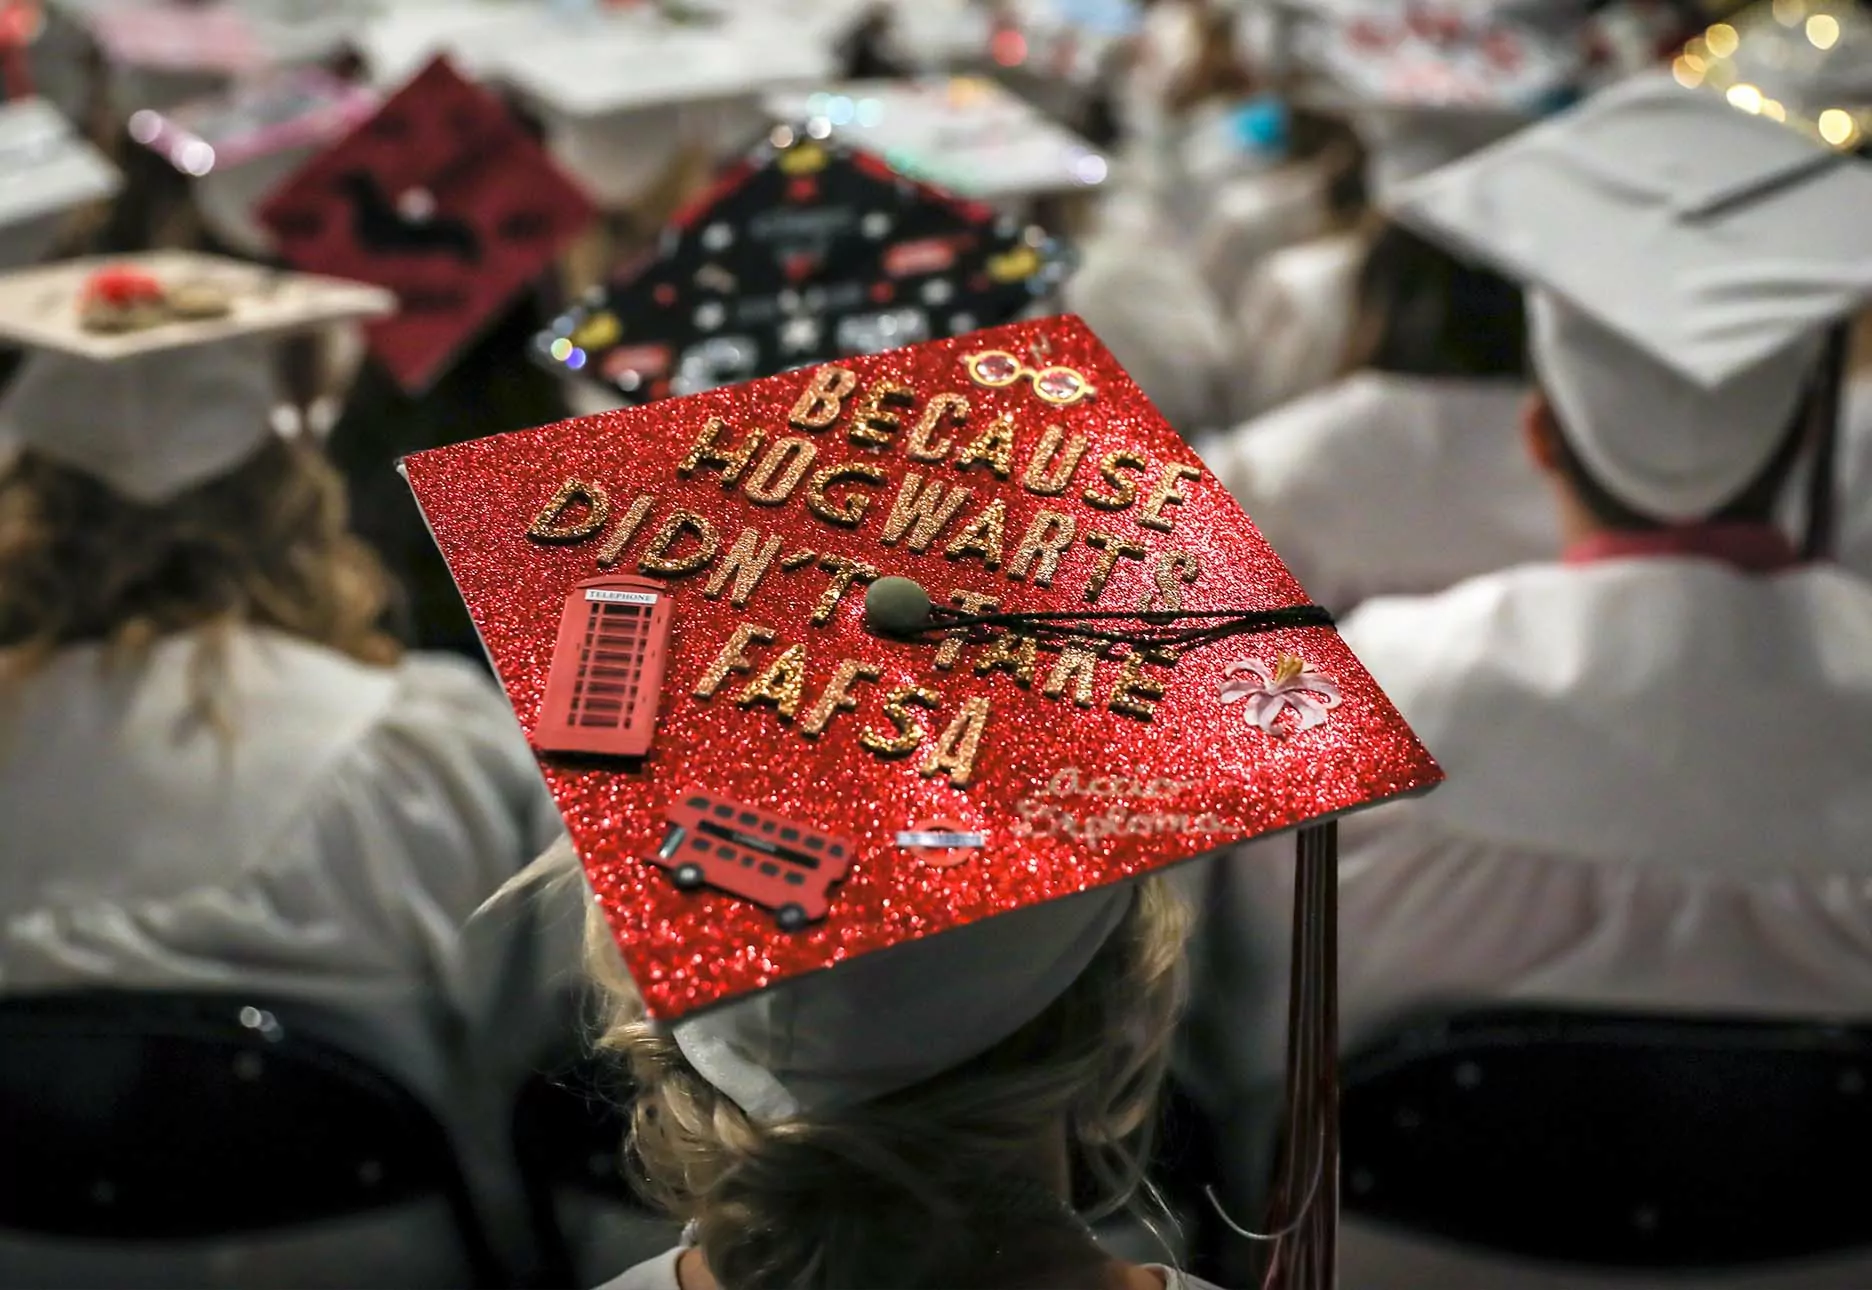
[1833,374,1872,583]
[1222,231,1364,424]
[1183,555,1872,1290]
[1197,372,1560,612]
[595,1243,1229,1290]
[0,628,560,1002]
[1064,222,1234,435]
[0,626,564,1284]
[1193,163,1331,324]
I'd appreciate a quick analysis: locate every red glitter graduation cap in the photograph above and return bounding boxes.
[407,311,1439,1001]
[406,317,1441,1289]
[260,56,596,393]
[531,125,1072,401]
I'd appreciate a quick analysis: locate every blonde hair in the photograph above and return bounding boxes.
[0,437,401,695]
[580,871,1191,1290]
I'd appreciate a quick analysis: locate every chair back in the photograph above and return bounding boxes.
[0,991,504,1288]
[1341,1007,1872,1271]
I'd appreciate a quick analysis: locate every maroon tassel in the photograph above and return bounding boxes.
[1800,325,1851,563]
[1261,820,1340,1290]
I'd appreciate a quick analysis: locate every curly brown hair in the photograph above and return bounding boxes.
[0,436,402,689]
[578,862,1191,1290]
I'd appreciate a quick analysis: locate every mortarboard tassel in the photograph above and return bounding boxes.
[1262,821,1340,1290]
[864,576,1335,654]
[1799,326,1851,563]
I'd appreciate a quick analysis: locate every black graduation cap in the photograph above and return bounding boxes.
[530,123,1074,403]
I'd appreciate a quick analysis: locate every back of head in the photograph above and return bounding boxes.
[1346,219,1528,380]
[1528,290,1826,525]
[584,877,1190,1290]
[0,425,398,678]
[1386,73,1872,524]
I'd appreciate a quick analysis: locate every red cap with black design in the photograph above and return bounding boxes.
[260,55,596,393]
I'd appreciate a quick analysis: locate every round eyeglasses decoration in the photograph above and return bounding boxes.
[962,348,1097,407]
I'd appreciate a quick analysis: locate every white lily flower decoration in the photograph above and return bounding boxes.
[1219,653,1341,738]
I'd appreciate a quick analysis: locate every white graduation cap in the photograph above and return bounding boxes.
[1260,0,1591,198]
[353,0,539,88]
[0,251,394,502]
[0,97,120,269]
[764,76,1109,204]
[127,67,381,258]
[56,0,269,111]
[1388,71,1872,522]
[498,5,831,209]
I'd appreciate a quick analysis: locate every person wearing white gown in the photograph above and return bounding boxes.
[1067,3,1365,436]
[1183,74,1872,1290]
[1200,217,1557,612]
[1220,0,1585,424]
[0,269,563,1282]
[490,841,1224,1290]
[1211,0,1872,611]
[1835,323,1872,581]
[1066,0,1247,435]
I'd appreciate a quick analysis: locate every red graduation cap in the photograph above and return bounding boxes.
[404,317,1442,1287]
[259,56,596,393]
[407,308,1441,999]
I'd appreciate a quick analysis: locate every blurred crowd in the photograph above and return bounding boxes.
[1,0,1871,1288]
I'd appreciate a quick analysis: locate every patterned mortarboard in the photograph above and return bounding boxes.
[260,56,597,393]
[530,125,1073,404]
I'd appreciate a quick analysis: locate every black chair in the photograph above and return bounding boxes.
[512,1049,678,1289]
[1340,1007,1872,1273]
[0,991,505,1289]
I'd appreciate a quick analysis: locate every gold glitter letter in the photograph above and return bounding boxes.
[880,473,973,552]
[595,492,656,567]
[694,623,776,698]
[805,462,887,528]
[953,411,1016,478]
[943,498,1008,570]
[678,417,765,486]
[847,382,916,449]
[1006,509,1076,587]
[800,659,882,738]
[1140,463,1201,533]
[1082,532,1149,604]
[789,365,858,430]
[1082,450,1149,510]
[906,391,968,461]
[527,477,609,544]
[1020,425,1089,497]
[934,589,999,671]
[703,527,784,607]
[742,436,819,505]
[1142,549,1202,613]
[735,644,808,720]
[812,554,879,626]
[921,696,991,787]
[1043,641,1099,708]
[1108,653,1169,721]
[640,511,720,576]
[974,632,1037,687]
[860,686,941,758]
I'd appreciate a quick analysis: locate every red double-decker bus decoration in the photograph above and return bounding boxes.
[656,789,855,931]
[536,575,675,759]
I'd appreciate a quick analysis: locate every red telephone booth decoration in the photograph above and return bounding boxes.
[537,575,675,759]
